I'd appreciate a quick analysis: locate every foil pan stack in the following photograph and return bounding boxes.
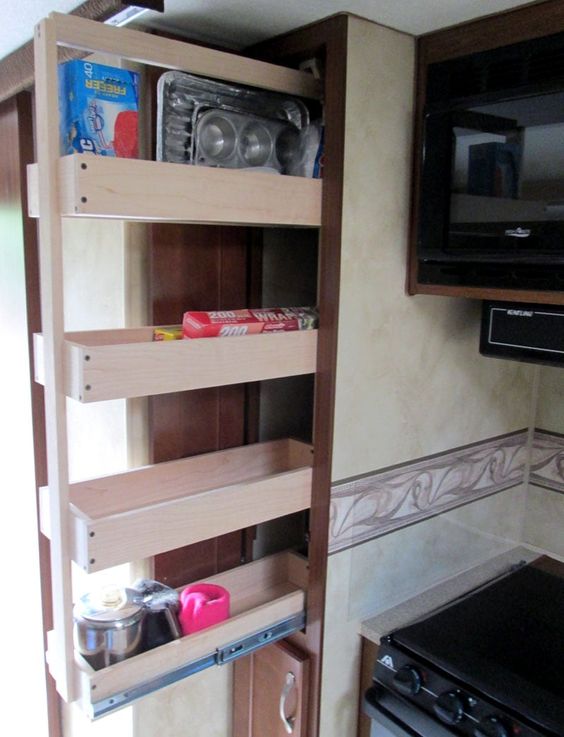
[156,71,316,175]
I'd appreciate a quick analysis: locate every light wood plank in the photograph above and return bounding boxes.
[77,330,318,402]
[42,439,314,574]
[28,156,323,226]
[34,16,75,702]
[69,329,317,402]
[50,12,321,99]
[35,329,318,401]
[38,486,51,539]
[26,162,39,218]
[287,552,310,591]
[71,438,311,516]
[73,553,307,702]
[75,467,312,571]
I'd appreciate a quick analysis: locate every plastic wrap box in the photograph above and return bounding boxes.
[58,60,139,158]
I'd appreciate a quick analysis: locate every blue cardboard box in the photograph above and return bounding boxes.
[467,142,521,199]
[58,60,140,157]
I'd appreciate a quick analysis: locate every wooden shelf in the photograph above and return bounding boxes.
[31,10,337,711]
[27,155,323,227]
[39,439,313,572]
[49,12,321,100]
[34,327,318,402]
[57,552,308,716]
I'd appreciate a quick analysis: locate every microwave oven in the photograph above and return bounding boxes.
[417,31,564,292]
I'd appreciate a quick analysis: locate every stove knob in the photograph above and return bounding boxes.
[433,690,465,725]
[474,716,510,737]
[392,665,422,696]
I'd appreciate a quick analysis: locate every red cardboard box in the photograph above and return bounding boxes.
[182,307,318,339]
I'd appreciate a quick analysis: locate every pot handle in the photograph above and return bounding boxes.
[163,607,182,639]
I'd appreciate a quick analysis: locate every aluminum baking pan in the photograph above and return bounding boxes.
[156,71,309,165]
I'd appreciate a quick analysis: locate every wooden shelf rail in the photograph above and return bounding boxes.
[50,553,308,716]
[39,439,313,572]
[34,328,318,402]
[27,156,323,226]
[49,12,321,99]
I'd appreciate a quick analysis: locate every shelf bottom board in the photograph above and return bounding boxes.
[85,611,305,719]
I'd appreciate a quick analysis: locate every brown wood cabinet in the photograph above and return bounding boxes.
[0,91,61,737]
[234,640,310,737]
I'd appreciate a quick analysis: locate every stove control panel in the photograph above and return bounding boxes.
[474,716,511,737]
[392,664,423,696]
[434,690,465,724]
[374,639,548,737]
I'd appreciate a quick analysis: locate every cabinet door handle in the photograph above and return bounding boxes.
[279,671,296,734]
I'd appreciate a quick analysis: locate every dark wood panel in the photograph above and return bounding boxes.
[233,640,310,737]
[420,0,564,64]
[358,639,379,737]
[406,40,427,297]
[411,283,564,305]
[149,223,253,587]
[1,92,61,737]
[249,15,348,737]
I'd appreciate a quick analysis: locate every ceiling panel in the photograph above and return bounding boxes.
[0,0,539,61]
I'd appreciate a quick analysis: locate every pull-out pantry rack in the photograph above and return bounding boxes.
[31,11,322,714]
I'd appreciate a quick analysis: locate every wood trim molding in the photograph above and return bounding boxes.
[0,1,138,103]
[249,14,349,737]
[419,0,564,65]
[9,90,62,737]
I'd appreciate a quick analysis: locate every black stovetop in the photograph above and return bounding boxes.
[392,561,564,735]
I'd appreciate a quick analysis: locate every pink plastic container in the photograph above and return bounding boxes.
[178,583,230,635]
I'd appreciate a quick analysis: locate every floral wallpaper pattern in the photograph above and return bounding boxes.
[329,431,529,554]
[530,430,564,493]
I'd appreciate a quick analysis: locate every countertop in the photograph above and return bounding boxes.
[360,546,540,645]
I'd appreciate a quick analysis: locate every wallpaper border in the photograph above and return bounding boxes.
[329,430,529,554]
[529,429,564,494]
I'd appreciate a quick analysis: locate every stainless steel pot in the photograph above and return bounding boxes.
[73,585,145,670]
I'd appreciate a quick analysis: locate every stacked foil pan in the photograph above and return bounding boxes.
[156,71,310,173]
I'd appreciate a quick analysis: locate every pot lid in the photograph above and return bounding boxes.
[74,585,144,624]
[132,578,179,612]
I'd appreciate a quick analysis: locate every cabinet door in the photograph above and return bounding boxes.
[234,640,310,737]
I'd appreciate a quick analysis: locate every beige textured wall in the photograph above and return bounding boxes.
[535,365,564,433]
[523,366,564,558]
[320,15,535,737]
[331,17,533,484]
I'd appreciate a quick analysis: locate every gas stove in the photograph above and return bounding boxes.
[364,558,564,737]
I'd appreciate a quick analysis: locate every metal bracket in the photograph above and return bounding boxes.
[217,612,306,664]
[90,652,216,719]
